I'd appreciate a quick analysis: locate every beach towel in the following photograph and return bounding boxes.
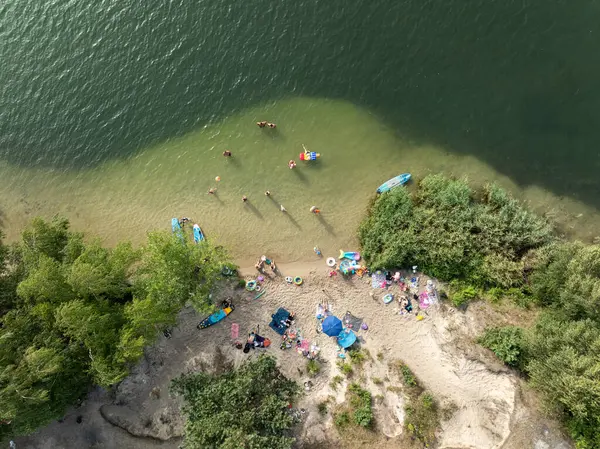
[269,308,290,335]
[371,271,386,289]
[419,292,432,309]
[343,311,363,330]
[231,323,239,339]
[300,339,310,352]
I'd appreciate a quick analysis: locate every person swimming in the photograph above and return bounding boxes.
[207,187,216,194]
[310,206,321,214]
[223,150,232,157]
[288,160,296,169]
[280,205,287,212]
[256,121,267,128]
[242,195,248,202]
[267,122,276,128]
[265,190,271,196]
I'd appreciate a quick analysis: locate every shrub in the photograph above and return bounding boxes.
[348,348,367,366]
[478,326,524,366]
[337,361,353,376]
[449,280,479,307]
[317,401,328,416]
[348,383,373,428]
[306,359,320,377]
[334,411,351,429]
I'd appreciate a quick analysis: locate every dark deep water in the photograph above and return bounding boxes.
[0,0,599,207]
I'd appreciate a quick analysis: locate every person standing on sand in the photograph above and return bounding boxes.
[280,205,287,212]
[242,195,248,202]
[207,187,216,194]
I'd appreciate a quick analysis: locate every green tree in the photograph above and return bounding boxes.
[171,355,300,449]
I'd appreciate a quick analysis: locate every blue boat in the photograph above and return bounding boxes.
[193,224,205,243]
[376,173,411,194]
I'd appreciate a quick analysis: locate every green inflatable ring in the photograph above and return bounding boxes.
[294,276,303,286]
[246,280,257,291]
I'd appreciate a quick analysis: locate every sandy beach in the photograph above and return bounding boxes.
[14,261,572,449]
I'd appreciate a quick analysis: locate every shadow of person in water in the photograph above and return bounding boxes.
[243,200,263,219]
[316,213,335,236]
[265,193,301,229]
[291,167,308,184]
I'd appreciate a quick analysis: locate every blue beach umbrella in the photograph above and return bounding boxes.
[322,316,344,337]
[337,329,357,349]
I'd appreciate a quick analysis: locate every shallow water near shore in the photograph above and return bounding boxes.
[1,97,598,264]
[2,0,600,261]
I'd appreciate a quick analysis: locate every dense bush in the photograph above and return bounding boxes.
[524,313,600,448]
[171,355,300,449]
[359,174,553,288]
[478,326,524,367]
[0,217,230,437]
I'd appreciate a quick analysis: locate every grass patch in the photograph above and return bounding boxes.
[405,391,439,447]
[376,351,384,361]
[372,377,383,385]
[348,348,368,366]
[337,360,354,377]
[389,360,440,447]
[330,375,344,391]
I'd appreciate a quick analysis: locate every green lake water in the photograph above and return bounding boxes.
[1,0,600,263]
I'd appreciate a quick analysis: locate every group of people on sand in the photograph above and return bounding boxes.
[255,255,277,273]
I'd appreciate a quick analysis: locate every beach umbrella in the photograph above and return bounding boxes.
[337,329,357,349]
[322,316,343,337]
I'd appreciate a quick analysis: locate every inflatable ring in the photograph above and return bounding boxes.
[294,276,303,285]
[326,257,336,267]
[383,293,394,304]
[255,285,262,292]
[246,280,257,291]
[285,276,293,284]
[221,266,233,276]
